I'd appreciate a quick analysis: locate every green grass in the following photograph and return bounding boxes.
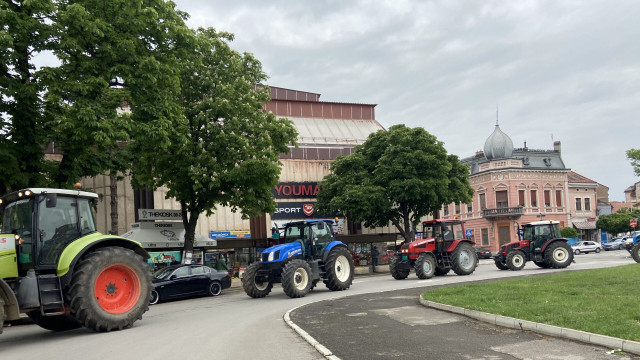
[422,264,640,341]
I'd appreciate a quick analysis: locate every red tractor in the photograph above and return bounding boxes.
[389,219,478,280]
[494,220,574,271]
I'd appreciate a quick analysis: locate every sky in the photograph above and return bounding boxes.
[173,0,639,201]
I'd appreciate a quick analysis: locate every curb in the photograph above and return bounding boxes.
[419,297,640,356]
[284,303,342,360]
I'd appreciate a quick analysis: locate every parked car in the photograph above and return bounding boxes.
[602,237,627,251]
[475,247,492,259]
[150,264,232,304]
[571,241,602,255]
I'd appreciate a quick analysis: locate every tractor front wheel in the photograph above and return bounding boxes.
[415,253,435,279]
[494,258,509,270]
[27,311,81,331]
[324,247,355,291]
[434,266,450,276]
[0,299,4,335]
[282,260,312,298]
[242,262,273,298]
[544,242,574,268]
[534,260,550,268]
[68,247,151,332]
[390,257,410,280]
[631,243,640,263]
[451,243,478,275]
[506,251,526,271]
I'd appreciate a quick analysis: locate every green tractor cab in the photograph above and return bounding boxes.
[0,188,151,334]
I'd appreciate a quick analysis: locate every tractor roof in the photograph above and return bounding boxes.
[524,220,560,226]
[422,218,461,224]
[0,188,98,205]
[284,219,335,227]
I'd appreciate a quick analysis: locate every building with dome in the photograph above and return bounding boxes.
[447,122,599,252]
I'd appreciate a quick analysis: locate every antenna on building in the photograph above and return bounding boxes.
[496,105,499,126]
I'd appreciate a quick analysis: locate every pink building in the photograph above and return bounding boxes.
[446,123,598,252]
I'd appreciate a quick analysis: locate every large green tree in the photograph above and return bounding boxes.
[316,124,474,243]
[133,28,297,254]
[0,0,55,194]
[596,208,640,235]
[627,149,640,177]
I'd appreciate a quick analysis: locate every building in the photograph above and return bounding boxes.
[450,122,599,252]
[624,181,640,207]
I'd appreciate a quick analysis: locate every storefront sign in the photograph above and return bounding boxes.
[138,209,183,221]
[271,201,334,220]
[209,230,251,239]
[272,182,320,199]
[121,222,216,248]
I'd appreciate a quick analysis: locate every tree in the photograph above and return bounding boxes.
[316,124,474,243]
[596,208,640,235]
[0,0,55,194]
[560,227,578,239]
[627,149,640,177]
[132,28,297,255]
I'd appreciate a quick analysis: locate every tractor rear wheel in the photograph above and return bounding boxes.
[415,253,435,279]
[0,299,4,334]
[242,262,273,298]
[68,247,151,332]
[544,242,573,268]
[27,311,81,331]
[324,247,355,291]
[434,266,450,276]
[631,243,640,263]
[389,257,410,280]
[282,260,312,298]
[506,251,526,271]
[494,258,509,270]
[451,243,478,275]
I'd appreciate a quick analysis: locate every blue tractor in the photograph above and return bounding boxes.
[242,219,355,298]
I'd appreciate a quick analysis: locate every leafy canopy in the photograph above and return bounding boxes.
[627,149,640,177]
[560,227,578,239]
[316,124,473,241]
[133,28,297,249]
[596,208,640,235]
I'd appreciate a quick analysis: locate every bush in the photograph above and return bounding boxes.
[561,227,578,238]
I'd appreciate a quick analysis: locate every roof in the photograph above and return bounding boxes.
[462,148,568,175]
[567,171,598,184]
[573,221,597,230]
[287,117,385,146]
[0,188,98,206]
[523,220,560,226]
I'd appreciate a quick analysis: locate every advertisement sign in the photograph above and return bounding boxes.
[271,201,335,220]
[148,251,182,265]
[209,230,251,239]
[121,222,217,248]
[271,182,320,199]
[138,209,183,221]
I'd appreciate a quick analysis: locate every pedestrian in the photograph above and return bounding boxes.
[371,246,379,272]
[215,254,228,272]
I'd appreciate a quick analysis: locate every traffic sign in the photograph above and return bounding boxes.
[631,219,638,228]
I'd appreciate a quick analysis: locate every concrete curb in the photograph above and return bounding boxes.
[284,302,342,360]
[419,297,640,356]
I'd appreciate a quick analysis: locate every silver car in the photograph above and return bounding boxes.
[602,237,627,251]
[571,241,602,255]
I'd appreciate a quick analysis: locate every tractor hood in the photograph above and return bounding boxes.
[261,242,303,263]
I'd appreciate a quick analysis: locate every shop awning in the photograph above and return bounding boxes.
[573,221,596,230]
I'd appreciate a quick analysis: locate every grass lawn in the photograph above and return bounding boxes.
[421,264,640,341]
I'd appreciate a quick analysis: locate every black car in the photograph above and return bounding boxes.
[150,264,232,304]
[475,247,492,259]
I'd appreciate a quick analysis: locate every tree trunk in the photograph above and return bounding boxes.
[109,175,118,235]
[181,204,199,264]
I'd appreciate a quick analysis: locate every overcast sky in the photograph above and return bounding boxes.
[173,0,638,202]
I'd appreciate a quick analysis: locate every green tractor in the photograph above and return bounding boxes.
[0,188,152,334]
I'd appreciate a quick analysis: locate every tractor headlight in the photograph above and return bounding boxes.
[268,251,274,262]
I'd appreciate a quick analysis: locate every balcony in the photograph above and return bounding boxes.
[482,206,524,219]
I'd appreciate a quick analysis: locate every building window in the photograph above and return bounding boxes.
[455,203,460,215]
[443,205,449,217]
[555,190,562,207]
[481,228,489,246]
[479,193,486,210]
[544,190,551,207]
[530,190,538,207]
[518,190,525,207]
[585,197,591,211]
[496,190,508,209]
[467,203,473,213]
[576,198,582,211]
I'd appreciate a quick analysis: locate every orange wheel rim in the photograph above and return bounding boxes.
[94,264,141,314]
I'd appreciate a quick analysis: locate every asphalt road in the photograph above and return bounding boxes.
[0,249,637,360]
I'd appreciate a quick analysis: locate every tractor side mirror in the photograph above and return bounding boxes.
[45,193,57,208]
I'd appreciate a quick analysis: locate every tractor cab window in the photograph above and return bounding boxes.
[310,222,333,246]
[284,224,306,242]
[442,223,459,241]
[37,196,81,266]
[78,199,97,235]
[2,199,34,271]
[422,224,441,239]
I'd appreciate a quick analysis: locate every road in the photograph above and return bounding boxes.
[0,250,636,359]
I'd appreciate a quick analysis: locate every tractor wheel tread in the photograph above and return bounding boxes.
[282,259,312,298]
[451,242,478,275]
[242,262,272,298]
[324,247,355,291]
[389,257,410,280]
[415,253,436,279]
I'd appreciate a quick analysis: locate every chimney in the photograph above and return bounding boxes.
[554,141,561,153]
